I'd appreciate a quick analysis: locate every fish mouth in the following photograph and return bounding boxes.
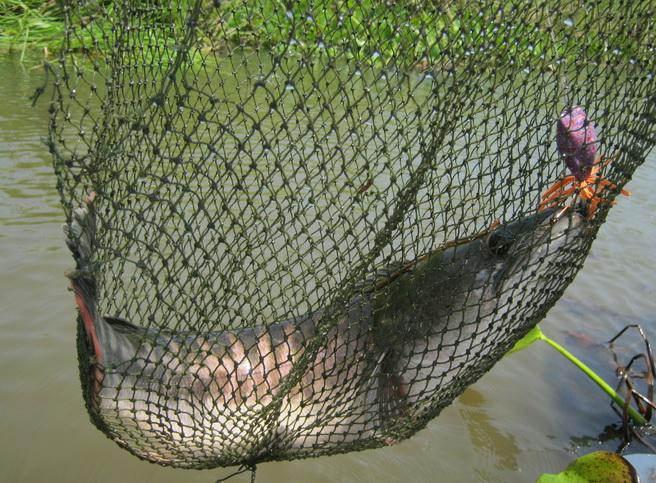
[492,206,588,295]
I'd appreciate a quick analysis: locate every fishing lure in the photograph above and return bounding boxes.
[540,106,630,218]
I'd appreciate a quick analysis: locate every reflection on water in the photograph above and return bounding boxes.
[570,423,627,451]
[1,52,656,482]
[459,388,519,473]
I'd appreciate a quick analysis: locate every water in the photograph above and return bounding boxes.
[1,53,655,482]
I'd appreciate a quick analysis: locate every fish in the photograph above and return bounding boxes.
[371,206,591,438]
[66,193,591,468]
[540,106,630,218]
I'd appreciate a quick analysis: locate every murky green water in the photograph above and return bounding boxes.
[1,53,655,482]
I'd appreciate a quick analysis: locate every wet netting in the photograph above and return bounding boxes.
[42,0,656,471]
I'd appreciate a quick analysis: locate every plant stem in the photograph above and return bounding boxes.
[20,25,29,63]
[540,334,648,426]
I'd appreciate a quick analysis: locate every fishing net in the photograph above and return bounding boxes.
[41,0,656,471]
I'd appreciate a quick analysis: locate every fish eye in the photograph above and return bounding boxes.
[487,230,512,256]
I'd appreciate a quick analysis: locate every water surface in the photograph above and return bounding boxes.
[1,53,655,482]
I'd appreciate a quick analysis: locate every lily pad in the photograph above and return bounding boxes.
[537,451,637,483]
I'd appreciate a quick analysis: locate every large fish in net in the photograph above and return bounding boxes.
[68,191,589,467]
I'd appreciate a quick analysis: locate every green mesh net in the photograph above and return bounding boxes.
[42,0,656,471]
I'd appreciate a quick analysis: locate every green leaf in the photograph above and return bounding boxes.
[537,451,637,483]
[507,325,544,355]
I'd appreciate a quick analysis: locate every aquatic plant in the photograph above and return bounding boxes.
[1,0,649,70]
[510,325,648,425]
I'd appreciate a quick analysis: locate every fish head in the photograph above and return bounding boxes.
[487,205,590,296]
